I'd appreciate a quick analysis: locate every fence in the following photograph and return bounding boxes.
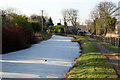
[90,35,120,47]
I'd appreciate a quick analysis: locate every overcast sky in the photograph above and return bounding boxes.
[0,0,119,25]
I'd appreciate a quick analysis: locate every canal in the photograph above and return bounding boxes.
[1,35,80,78]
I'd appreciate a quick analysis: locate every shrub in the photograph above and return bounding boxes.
[31,22,41,32]
[2,24,36,53]
[48,25,65,33]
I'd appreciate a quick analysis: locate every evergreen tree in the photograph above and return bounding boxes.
[45,17,54,30]
[48,17,54,26]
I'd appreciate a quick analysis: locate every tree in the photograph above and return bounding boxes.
[57,23,61,25]
[29,14,47,31]
[62,9,79,27]
[48,24,64,33]
[91,1,118,35]
[45,17,54,30]
[30,14,38,20]
[85,19,92,32]
[45,17,54,26]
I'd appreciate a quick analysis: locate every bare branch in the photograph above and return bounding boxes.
[62,9,79,27]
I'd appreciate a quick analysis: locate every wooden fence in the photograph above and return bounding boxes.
[90,35,120,47]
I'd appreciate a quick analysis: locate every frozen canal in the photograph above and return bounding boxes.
[1,35,80,78]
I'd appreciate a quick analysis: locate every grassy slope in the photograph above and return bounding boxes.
[66,36,117,78]
[90,38,120,59]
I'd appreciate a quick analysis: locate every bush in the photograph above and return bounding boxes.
[48,25,65,33]
[2,24,36,53]
[31,22,41,32]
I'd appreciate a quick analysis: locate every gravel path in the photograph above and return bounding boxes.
[86,37,120,78]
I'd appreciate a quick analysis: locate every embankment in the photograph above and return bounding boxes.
[65,35,117,78]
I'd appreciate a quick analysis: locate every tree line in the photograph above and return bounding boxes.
[1,8,55,53]
[1,8,67,53]
[86,1,119,36]
[61,1,120,36]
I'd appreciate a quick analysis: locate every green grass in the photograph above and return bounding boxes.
[98,41,120,59]
[90,38,120,59]
[66,36,117,78]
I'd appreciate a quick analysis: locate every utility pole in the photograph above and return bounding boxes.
[59,19,61,24]
[41,10,44,32]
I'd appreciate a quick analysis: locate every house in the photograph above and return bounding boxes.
[66,26,87,35]
[66,26,78,34]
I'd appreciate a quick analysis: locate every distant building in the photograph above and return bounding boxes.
[66,26,86,35]
[66,26,76,34]
[116,1,120,33]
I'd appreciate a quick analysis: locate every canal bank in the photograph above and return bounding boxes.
[66,35,117,78]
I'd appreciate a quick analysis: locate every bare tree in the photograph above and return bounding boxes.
[85,19,92,32]
[90,1,119,35]
[62,9,79,27]
[91,1,120,19]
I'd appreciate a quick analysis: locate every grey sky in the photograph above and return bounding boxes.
[0,0,119,25]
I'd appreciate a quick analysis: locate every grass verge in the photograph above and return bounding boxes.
[66,36,117,78]
[90,38,120,59]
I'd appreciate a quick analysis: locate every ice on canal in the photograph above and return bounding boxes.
[1,35,81,78]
